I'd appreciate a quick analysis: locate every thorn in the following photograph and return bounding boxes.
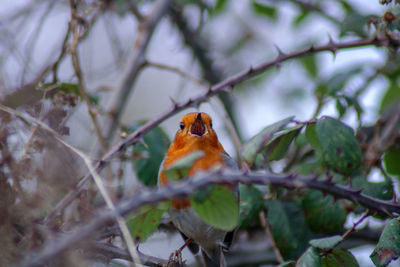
[248,66,254,74]
[207,86,213,94]
[221,86,233,93]
[169,96,178,108]
[354,188,363,195]
[137,138,148,148]
[274,45,286,58]
[287,174,295,180]
[328,34,335,45]
[308,45,315,52]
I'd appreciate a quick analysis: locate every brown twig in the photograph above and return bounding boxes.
[104,0,172,142]
[145,60,207,87]
[20,170,400,267]
[43,34,396,225]
[259,211,284,264]
[20,0,57,84]
[88,242,168,267]
[69,0,108,153]
[342,211,371,239]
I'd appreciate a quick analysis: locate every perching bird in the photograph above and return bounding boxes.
[158,112,238,267]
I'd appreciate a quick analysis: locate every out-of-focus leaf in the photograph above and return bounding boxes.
[241,116,294,166]
[251,1,276,19]
[309,235,343,250]
[379,80,400,114]
[297,247,359,267]
[316,67,364,97]
[279,261,296,267]
[316,116,362,175]
[265,124,303,161]
[131,123,170,186]
[335,98,346,116]
[191,185,239,231]
[352,175,394,201]
[294,11,310,26]
[302,190,347,233]
[239,184,265,228]
[296,247,321,267]
[340,12,369,37]
[267,200,311,259]
[321,249,359,267]
[300,55,318,78]
[370,218,400,267]
[213,0,228,13]
[164,151,205,181]
[127,202,168,242]
[305,124,321,151]
[383,147,400,176]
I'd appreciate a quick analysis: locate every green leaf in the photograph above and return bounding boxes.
[130,123,170,186]
[370,218,400,267]
[265,124,303,161]
[296,247,321,267]
[309,235,343,250]
[316,67,364,97]
[297,247,359,267]
[335,98,346,116]
[352,175,394,201]
[294,11,310,26]
[239,184,265,228]
[279,261,296,267]
[379,80,400,114]
[340,12,369,37]
[300,55,318,78]
[241,116,294,166]
[164,151,205,180]
[321,249,359,267]
[191,185,239,231]
[251,1,276,19]
[302,190,347,233]
[213,0,228,13]
[305,124,321,151]
[383,147,400,176]
[316,116,362,175]
[127,202,168,242]
[267,200,311,259]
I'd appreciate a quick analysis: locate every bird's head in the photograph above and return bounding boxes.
[173,112,219,148]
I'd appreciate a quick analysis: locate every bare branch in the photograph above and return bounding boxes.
[104,0,172,142]
[69,0,108,153]
[145,60,207,87]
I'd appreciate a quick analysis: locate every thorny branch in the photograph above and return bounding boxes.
[21,170,400,267]
[44,34,398,225]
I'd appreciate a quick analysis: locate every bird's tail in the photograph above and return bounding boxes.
[202,247,225,267]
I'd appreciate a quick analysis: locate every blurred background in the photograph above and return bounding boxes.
[1,0,399,266]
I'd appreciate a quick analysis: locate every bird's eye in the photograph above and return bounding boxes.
[210,121,213,128]
[179,122,185,130]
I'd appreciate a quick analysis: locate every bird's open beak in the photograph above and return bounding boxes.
[190,113,206,137]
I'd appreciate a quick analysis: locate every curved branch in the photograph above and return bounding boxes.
[22,170,400,267]
[43,34,394,224]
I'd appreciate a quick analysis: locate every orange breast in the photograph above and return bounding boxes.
[159,142,226,209]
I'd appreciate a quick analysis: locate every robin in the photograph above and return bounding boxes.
[158,112,238,267]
